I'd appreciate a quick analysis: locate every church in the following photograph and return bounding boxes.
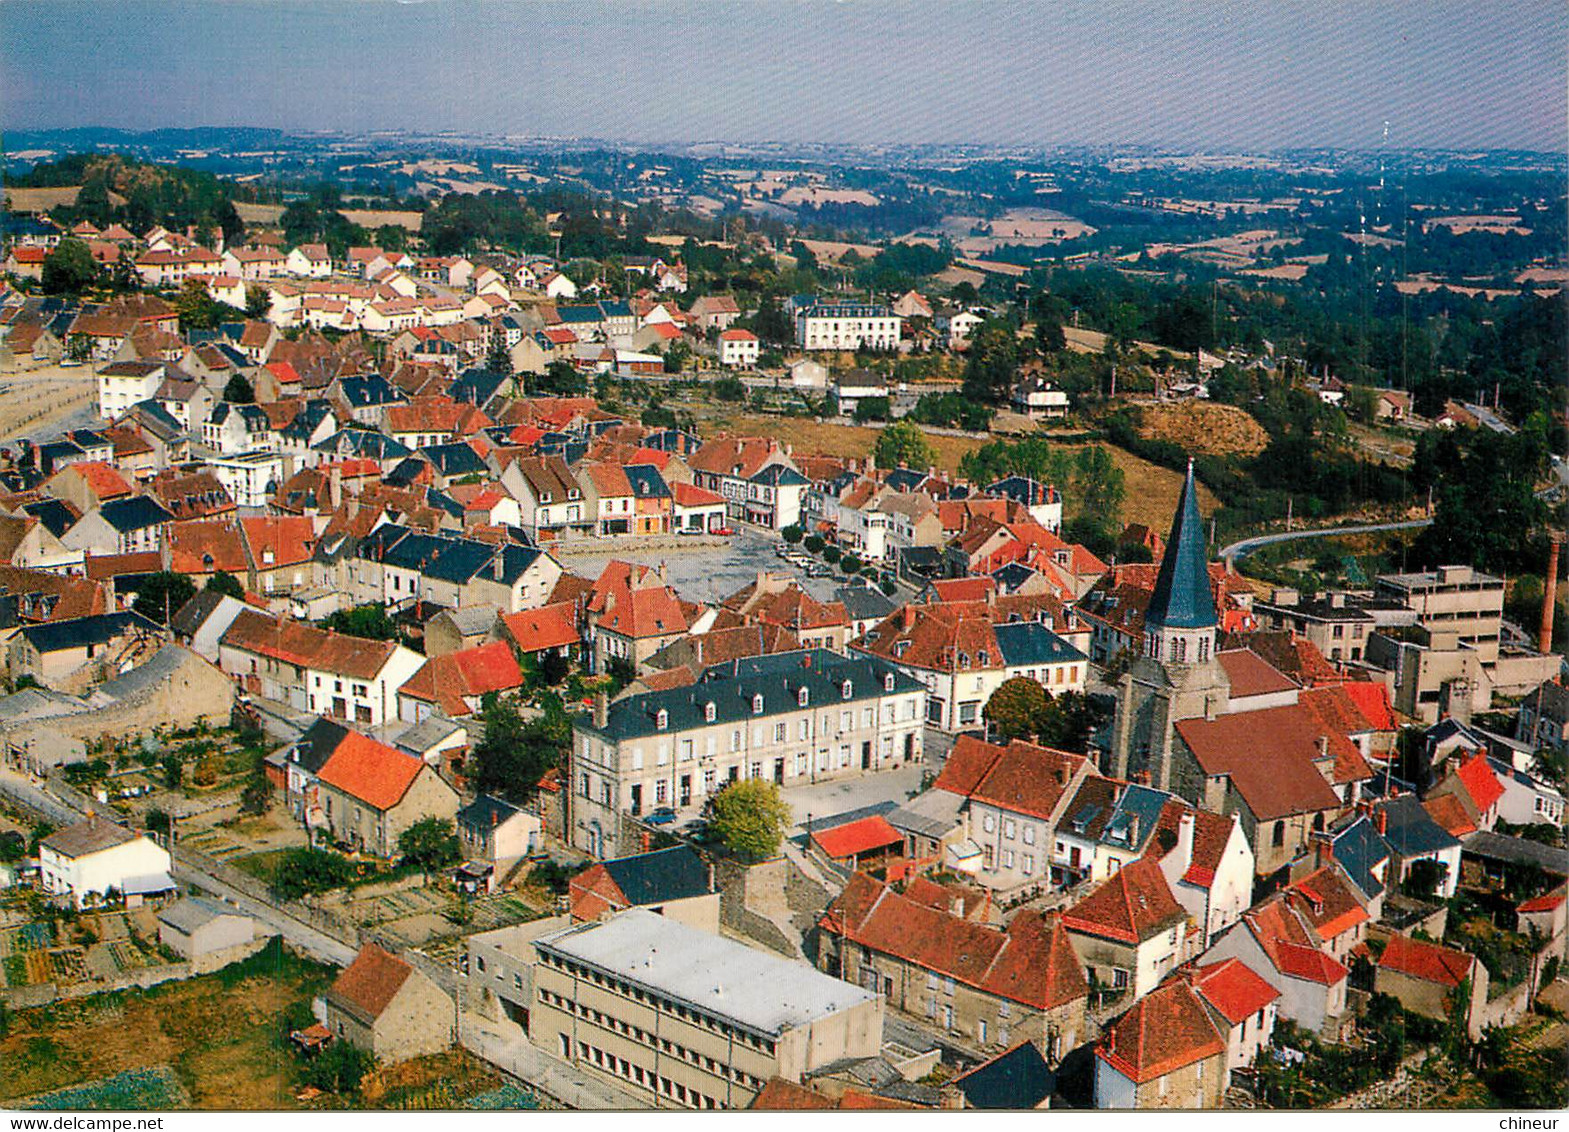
[1105,461,1381,883]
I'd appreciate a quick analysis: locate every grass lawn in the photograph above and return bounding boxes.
[232,849,293,885]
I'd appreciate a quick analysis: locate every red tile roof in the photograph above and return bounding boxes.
[1286,864,1370,941]
[929,577,996,603]
[328,943,414,1022]
[499,601,580,654]
[62,461,133,501]
[1145,801,1237,889]
[1216,648,1298,698]
[670,481,724,507]
[167,519,248,575]
[1187,958,1280,1024]
[1377,934,1475,988]
[970,741,1086,821]
[1096,980,1225,1085]
[932,734,1006,797]
[398,640,524,717]
[811,815,903,860]
[316,730,426,811]
[1518,886,1567,914]
[1422,792,1477,838]
[1174,703,1365,820]
[1061,857,1186,945]
[1342,680,1398,730]
[1244,898,1348,985]
[1454,751,1504,816]
[239,515,317,569]
[221,608,399,680]
[821,874,1087,1011]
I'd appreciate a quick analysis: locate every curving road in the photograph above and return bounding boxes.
[1219,518,1434,564]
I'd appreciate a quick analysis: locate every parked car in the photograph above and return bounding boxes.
[712,526,734,536]
[644,807,678,826]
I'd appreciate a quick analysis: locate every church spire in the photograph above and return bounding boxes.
[1143,459,1216,661]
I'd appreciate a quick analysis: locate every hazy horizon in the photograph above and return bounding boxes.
[1,0,1564,153]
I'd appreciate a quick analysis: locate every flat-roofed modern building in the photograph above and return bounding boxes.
[530,909,883,1109]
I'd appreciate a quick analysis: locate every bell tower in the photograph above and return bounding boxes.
[1109,459,1230,791]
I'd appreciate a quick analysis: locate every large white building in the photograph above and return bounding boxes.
[38,816,173,909]
[569,650,925,859]
[97,361,166,420]
[794,303,902,352]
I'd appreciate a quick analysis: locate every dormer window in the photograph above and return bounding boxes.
[797,687,809,707]
[752,694,764,715]
[704,701,716,723]
[655,709,668,731]
[893,640,908,658]
[977,650,989,667]
[957,652,969,669]
[540,492,552,503]
[883,673,896,692]
[841,679,853,700]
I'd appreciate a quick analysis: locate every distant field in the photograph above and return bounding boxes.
[697,410,1212,533]
[0,366,97,442]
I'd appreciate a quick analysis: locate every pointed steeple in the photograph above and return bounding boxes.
[1146,459,1216,633]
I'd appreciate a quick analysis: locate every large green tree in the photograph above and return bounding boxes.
[960,320,1020,404]
[983,677,1049,742]
[397,817,461,874]
[873,418,937,471]
[42,238,98,293]
[709,779,792,862]
[469,693,564,804]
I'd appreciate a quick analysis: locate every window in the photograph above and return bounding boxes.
[841,680,853,700]
[1023,854,1034,875]
[704,701,716,722]
[1272,821,1285,848]
[983,813,996,833]
[1004,819,1016,840]
[1003,849,1014,868]
[774,722,787,742]
[797,687,809,707]
[655,709,668,731]
[752,694,764,715]
[1023,826,1035,845]
[798,719,810,740]
[731,729,742,752]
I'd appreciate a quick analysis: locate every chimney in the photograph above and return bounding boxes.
[1375,808,1388,836]
[329,463,343,510]
[1176,810,1195,873]
[950,894,964,918]
[1541,533,1562,654]
[593,691,609,729]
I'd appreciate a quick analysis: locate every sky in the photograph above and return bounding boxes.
[1,0,1564,151]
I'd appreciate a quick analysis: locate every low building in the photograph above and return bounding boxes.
[1093,980,1227,1109]
[819,873,1088,1062]
[320,943,454,1063]
[531,909,883,1109]
[1061,857,1190,1001]
[456,794,540,893]
[1183,957,1281,1079]
[312,728,460,857]
[718,328,760,368]
[38,815,173,909]
[568,845,719,931]
[1374,934,1487,1039]
[157,896,264,973]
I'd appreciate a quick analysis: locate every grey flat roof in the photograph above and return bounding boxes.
[535,908,875,1037]
[887,789,963,839]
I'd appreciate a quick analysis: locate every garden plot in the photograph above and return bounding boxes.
[19,1066,189,1110]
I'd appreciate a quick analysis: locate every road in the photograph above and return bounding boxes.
[1219,518,1434,564]
[461,1013,644,1110]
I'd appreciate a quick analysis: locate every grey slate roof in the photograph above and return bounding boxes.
[396,713,465,756]
[577,649,919,743]
[457,794,522,833]
[288,716,352,775]
[1377,794,1461,858]
[600,846,714,907]
[158,895,246,934]
[1145,460,1216,631]
[1330,813,1394,901]
[993,620,1086,668]
[17,610,159,655]
[1462,831,1569,877]
[98,495,175,533]
[834,583,896,623]
[749,464,810,487]
[952,1039,1054,1110]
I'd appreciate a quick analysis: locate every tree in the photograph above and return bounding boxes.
[321,603,399,640]
[175,278,225,331]
[537,359,587,396]
[41,238,97,294]
[133,571,196,625]
[873,419,937,471]
[714,376,746,402]
[469,693,561,804]
[239,763,271,816]
[664,338,693,374]
[0,830,26,863]
[162,754,183,790]
[1035,691,1111,753]
[398,817,461,874]
[244,284,270,320]
[781,525,804,544]
[223,373,255,404]
[1401,857,1449,898]
[853,396,890,423]
[486,333,513,376]
[983,677,1049,742]
[960,320,1020,404]
[272,847,356,901]
[299,1038,372,1098]
[709,779,791,862]
[206,571,244,599]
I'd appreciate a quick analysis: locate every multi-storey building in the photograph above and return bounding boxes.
[529,909,882,1109]
[793,303,901,352]
[569,650,924,858]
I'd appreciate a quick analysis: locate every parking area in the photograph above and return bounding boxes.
[559,524,849,605]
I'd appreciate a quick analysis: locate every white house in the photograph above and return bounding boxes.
[38,816,173,909]
[794,303,902,352]
[97,361,166,420]
[718,328,760,368]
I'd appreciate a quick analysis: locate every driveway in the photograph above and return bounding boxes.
[779,727,946,833]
